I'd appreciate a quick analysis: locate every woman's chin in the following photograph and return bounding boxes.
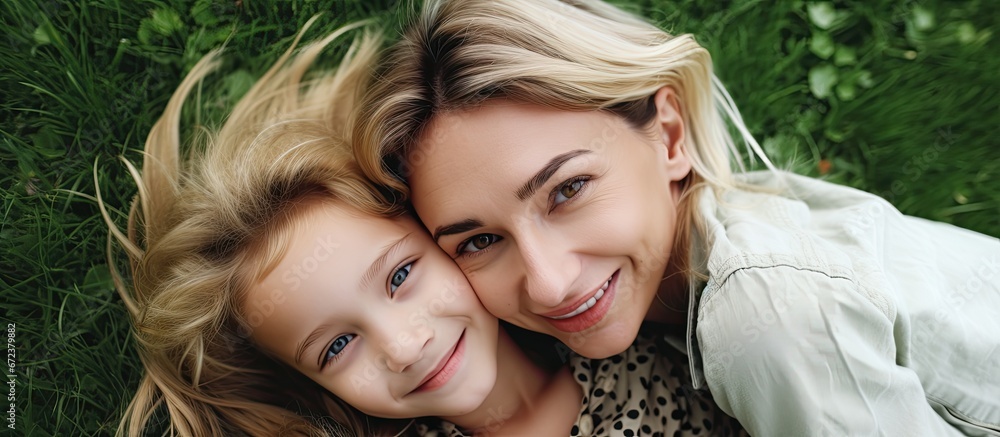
[552,319,641,359]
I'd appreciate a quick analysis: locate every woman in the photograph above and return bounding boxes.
[353,0,1000,435]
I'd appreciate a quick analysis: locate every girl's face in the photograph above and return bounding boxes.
[406,95,691,358]
[246,203,499,419]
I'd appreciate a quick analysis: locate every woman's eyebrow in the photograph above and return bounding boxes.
[514,149,591,201]
[431,149,592,243]
[433,219,484,243]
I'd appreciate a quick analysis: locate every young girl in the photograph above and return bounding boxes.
[352,0,1000,435]
[102,19,744,436]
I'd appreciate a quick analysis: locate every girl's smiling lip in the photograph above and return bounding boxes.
[411,330,466,394]
[542,270,619,333]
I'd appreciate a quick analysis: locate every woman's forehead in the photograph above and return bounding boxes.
[414,104,617,167]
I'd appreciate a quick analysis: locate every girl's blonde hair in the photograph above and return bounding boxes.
[100,20,404,436]
[353,0,775,287]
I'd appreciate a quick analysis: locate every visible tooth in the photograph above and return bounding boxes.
[551,302,585,319]
[550,278,612,320]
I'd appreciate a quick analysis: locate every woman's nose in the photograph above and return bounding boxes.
[380,322,433,374]
[515,227,578,309]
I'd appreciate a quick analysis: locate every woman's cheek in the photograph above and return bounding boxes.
[463,269,512,316]
[579,199,648,251]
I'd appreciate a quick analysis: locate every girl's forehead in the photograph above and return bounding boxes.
[293,201,415,235]
[246,207,419,341]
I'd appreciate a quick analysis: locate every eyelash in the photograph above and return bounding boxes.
[455,234,501,259]
[389,262,413,295]
[319,261,415,369]
[321,334,355,369]
[454,176,591,259]
[548,175,590,212]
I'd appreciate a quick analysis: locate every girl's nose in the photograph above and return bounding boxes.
[381,323,433,374]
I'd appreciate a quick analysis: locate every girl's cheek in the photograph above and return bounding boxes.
[407,309,433,328]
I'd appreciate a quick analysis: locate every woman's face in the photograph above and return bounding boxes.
[407,94,691,359]
[246,203,499,419]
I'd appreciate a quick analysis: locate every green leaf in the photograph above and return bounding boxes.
[825,125,850,142]
[30,125,66,158]
[808,63,839,99]
[956,22,977,44]
[856,70,874,88]
[137,21,152,45]
[137,8,184,45]
[32,23,53,46]
[807,2,837,30]
[224,70,256,100]
[809,30,835,59]
[83,264,113,290]
[835,80,856,101]
[833,45,856,66]
[795,106,823,135]
[149,8,183,37]
[912,6,935,32]
[192,0,220,27]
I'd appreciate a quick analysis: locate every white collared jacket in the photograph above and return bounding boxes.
[685,171,999,436]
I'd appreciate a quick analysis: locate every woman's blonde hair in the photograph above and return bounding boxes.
[353,0,775,287]
[99,20,405,436]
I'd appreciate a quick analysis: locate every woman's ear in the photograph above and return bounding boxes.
[653,86,692,182]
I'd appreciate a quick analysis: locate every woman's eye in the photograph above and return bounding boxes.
[390,263,412,294]
[554,178,587,205]
[458,234,501,255]
[323,334,355,367]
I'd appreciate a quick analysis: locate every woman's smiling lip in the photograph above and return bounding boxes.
[411,330,465,394]
[542,270,618,333]
[540,272,615,319]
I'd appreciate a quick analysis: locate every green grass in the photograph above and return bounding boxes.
[1,0,997,435]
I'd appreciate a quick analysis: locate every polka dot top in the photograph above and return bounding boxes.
[568,332,746,436]
[416,333,747,436]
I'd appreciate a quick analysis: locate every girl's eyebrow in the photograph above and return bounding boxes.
[295,323,331,367]
[359,232,413,291]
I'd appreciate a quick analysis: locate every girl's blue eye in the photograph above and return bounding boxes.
[458,234,501,255]
[323,334,355,366]
[390,263,412,294]
[554,178,587,205]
